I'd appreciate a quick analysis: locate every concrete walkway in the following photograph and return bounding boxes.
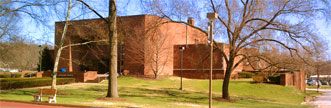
[306,88,331,108]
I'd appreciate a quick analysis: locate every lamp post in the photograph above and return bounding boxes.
[179,46,185,90]
[207,12,218,108]
[39,45,42,72]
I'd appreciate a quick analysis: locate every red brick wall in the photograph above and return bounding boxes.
[55,15,147,75]
[300,70,306,92]
[142,15,207,76]
[280,73,293,86]
[241,48,260,71]
[83,71,98,82]
[173,70,225,79]
[173,44,223,71]
[279,70,306,92]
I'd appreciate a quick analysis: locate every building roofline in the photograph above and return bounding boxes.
[55,14,159,23]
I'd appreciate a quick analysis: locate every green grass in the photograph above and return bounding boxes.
[306,85,331,89]
[305,90,324,99]
[0,77,313,108]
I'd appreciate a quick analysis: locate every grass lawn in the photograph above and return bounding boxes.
[0,77,313,108]
[306,85,331,89]
[305,90,324,99]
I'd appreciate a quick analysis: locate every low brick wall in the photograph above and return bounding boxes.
[280,73,293,86]
[280,70,306,92]
[36,72,43,78]
[21,71,38,78]
[74,71,98,82]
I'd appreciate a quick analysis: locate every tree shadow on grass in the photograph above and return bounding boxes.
[119,87,209,104]
[85,85,106,91]
[1,89,36,96]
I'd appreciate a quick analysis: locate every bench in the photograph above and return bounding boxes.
[33,88,57,103]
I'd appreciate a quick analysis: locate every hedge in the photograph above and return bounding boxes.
[238,72,255,78]
[0,78,75,90]
[0,73,22,78]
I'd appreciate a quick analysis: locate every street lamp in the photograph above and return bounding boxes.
[39,45,42,72]
[179,46,185,90]
[207,12,218,108]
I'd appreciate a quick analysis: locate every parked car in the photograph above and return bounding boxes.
[307,80,322,86]
[321,80,329,85]
[307,80,316,86]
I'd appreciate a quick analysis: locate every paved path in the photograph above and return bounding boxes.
[0,101,73,108]
[306,88,331,108]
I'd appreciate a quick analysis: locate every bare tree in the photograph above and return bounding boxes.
[126,25,171,79]
[51,0,72,89]
[106,0,119,98]
[0,37,39,70]
[142,0,330,100]
[76,0,119,98]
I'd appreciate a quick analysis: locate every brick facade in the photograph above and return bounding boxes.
[54,14,254,79]
[55,15,207,77]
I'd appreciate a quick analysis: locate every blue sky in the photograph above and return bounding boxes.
[18,0,331,59]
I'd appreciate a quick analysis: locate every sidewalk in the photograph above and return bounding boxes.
[306,88,331,108]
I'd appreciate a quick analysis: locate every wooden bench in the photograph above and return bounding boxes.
[33,88,57,103]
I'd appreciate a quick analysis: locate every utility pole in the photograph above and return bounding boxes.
[207,12,218,108]
[179,46,185,90]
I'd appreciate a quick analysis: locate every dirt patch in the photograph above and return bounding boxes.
[213,97,237,102]
[98,97,129,101]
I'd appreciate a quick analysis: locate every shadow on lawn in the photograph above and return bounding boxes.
[119,87,208,104]
[1,89,36,96]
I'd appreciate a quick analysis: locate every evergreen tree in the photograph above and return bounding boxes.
[38,47,53,71]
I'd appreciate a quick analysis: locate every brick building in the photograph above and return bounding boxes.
[54,14,256,78]
[173,43,258,79]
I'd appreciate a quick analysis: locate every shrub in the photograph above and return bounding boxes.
[253,75,264,83]
[0,74,11,78]
[238,72,255,78]
[268,74,281,84]
[0,78,75,90]
[0,73,22,78]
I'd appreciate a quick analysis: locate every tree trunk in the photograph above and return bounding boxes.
[106,0,119,98]
[51,0,71,89]
[222,56,234,100]
[154,72,159,79]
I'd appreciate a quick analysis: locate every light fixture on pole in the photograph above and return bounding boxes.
[207,12,218,108]
[179,46,185,90]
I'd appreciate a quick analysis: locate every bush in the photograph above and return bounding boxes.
[0,74,11,78]
[253,75,264,83]
[238,72,255,78]
[0,78,75,90]
[268,74,281,84]
[0,73,22,78]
